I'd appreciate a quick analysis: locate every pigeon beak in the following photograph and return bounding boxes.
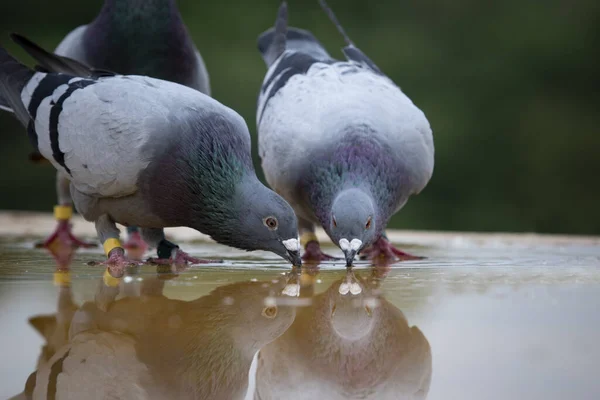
[282,238,302,267]
[339,238,362,268]
[343,248,357,267]
[287,249,302,267]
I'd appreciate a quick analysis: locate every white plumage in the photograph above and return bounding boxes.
[257,57,434,218]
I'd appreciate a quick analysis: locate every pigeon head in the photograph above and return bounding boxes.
[328,188,378,266]
[141,110,301,266]
[234,180,302,266]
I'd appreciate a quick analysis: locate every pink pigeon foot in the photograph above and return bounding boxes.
[122,229,149,260]
[147,249,219,266]
[88,248,143,278]
[302,241,340,263]
[360,236,424,264]
[37,220,97,250]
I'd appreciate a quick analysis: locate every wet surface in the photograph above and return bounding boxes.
[0,234,599,399]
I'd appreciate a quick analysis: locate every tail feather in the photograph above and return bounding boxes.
[0,47,34,126]
[318,0,355,47]
[0,99,13,113]
[258,3,332,66]
[257,2,289,66]
[10,33,115,78]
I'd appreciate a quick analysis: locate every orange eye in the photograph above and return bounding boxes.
[333,216,337,227]
[365,217,372,229]
[264,217,278,230]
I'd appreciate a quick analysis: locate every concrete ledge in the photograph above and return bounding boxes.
[0,210,599,247]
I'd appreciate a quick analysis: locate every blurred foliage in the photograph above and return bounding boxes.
[0,0,598,234]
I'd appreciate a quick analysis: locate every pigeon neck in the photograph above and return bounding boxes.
[101,0,178,17]
[97,0,179,26]
[87,0,194,78]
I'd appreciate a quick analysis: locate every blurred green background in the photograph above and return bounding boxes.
[0,0,598,234]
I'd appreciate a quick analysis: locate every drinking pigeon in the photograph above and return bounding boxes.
[26,0,211,257]
[0,37,302,276]
[256,1,434,266]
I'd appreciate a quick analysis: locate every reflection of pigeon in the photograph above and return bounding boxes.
[0,39,302,274]
[13,0,211,256]
[256,1,434,266]
[18,277,296,400]
[255,273,432,399]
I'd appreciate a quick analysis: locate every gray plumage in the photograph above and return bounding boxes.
[17,276,296,400]
[1,0,212,253]
[0,41,302,265]
[255,273,432,399]
[256,1,434,264]
[54,0,210,95]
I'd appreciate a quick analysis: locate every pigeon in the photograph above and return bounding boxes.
[18,0,211,258]
[254,270,432,399]
[17,275,296,400]
[0,37,302,276]
[256,1,434,266]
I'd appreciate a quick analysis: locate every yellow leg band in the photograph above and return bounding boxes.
[103,268,121,287]
[103,238,122,257]
[54,205,72,221]
[53,271,71,286]
[300,232,319,248]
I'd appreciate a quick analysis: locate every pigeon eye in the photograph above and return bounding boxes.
[262,306,278,318]
[264,217,278,230]
[333,216,337,228]
[365,217,372,229]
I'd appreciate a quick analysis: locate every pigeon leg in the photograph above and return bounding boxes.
[94,215,142,278]
[143,228,220,268]
[299,219,339,262]
[360,233,424,263]
[122,226,149,260]
[38,172,97,250]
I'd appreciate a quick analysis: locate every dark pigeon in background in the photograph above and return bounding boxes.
[256,1,434,266]
[7,0,212,259]
[0,37,302,276]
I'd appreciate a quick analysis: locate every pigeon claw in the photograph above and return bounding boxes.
[302,241,340,263]
[147,249,220,266]
[122,230,149,260]
[360,236,424,265]
[37,220,97,250]
[92,247,144,279]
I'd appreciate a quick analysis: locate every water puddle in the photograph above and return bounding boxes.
[0,234,599,399]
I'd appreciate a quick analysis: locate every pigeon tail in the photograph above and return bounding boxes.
[0,47,34,126]
[11,33,116,78]
[318,0,355,47]
[258,27,332,67]
[257,2,290,66]
[317,0,382,73]
[0,93,12,113]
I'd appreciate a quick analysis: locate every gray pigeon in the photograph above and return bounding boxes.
[256,1,434,266]
[0,38,302,276]
[11,0,211,257]
[17,275,296,400]
[254,269,432,400]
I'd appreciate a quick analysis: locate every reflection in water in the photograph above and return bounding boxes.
[17,270,296,400]
[13,254,431,399]
[255,268,432,400]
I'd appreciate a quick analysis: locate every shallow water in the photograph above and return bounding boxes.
[0,235,599,400]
